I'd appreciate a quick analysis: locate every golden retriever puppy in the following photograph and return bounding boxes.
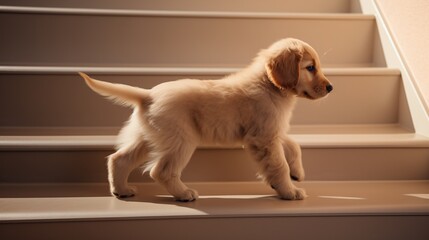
[79,38,333,201]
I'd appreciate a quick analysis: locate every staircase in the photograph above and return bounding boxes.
[1,0,428,239]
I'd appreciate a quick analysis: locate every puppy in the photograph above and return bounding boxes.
[79,38,333,201]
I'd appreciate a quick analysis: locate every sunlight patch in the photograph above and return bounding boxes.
[199,195,272,199]
[156,195,273,199]
[318,195,365,200]
[404,194,429,200]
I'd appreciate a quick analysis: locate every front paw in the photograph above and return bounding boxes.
[111,186,137,198]
[277,187,307,200]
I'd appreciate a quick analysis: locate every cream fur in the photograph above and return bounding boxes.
[79,38,332,201]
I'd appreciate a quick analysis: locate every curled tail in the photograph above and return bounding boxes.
[79,72,150,107]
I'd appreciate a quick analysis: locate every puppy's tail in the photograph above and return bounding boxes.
[79,72,150,107]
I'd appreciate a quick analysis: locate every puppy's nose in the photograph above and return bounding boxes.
[326,84,333,93]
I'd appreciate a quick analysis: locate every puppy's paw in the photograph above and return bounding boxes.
[174,188,199,202]
[111,186,137,198]
[278,187,307,200]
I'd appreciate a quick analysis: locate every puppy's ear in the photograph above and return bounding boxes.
[266,47,303,90]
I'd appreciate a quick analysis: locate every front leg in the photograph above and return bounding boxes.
[282,136,305,181]
[247,140,306,200]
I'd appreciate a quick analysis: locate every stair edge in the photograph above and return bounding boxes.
[0,6,375,20]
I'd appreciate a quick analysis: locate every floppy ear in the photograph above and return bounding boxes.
[265,47,303,90]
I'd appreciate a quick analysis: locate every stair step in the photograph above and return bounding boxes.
[1,124,428,150]
[0,67,405,127]
[0,0,357,13]
[1,125,428,182]
[0,66,398,75]
[0,6,378,67]
[1,181,428,239]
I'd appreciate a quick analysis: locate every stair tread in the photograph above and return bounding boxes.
[0,66,401,76]
[0,0,355,14]
[0,6,374,19]
[1,180,428,222]
[1,125,428,150]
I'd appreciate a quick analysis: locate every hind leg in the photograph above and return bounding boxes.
[108,143,148,198]
[149,143,198,202]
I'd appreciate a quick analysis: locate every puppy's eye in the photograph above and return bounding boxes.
[306,65,316,72]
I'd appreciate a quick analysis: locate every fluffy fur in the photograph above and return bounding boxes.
[79,38,333,201]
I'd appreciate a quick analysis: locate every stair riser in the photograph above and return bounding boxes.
[1,147,427,183]
[0,0,355,13]
[1,216,428,240]
[0,11,376,67]
[0,72,403,127]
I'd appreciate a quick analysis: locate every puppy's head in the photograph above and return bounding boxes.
[264,38,333,99]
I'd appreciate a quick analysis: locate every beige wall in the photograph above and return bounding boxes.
[376,0,429,111]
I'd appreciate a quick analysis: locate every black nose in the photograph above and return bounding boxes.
[326,84,333,93]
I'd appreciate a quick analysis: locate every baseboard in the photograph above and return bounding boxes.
[360,0,429,137]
